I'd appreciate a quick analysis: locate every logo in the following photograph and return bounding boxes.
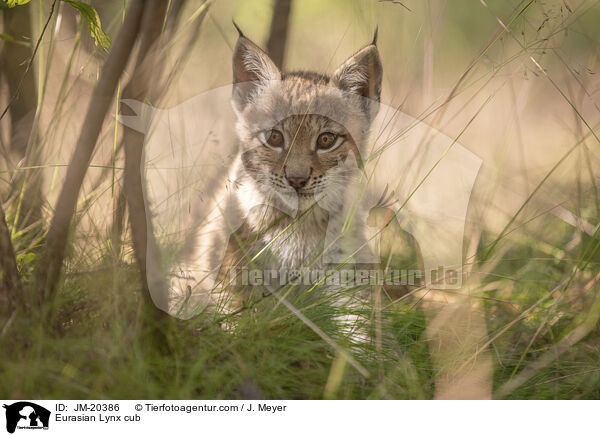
[120,83,482,319]
[3,402,50,434]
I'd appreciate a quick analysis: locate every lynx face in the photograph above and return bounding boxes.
[240,113,355,209]
[231,31,382,212]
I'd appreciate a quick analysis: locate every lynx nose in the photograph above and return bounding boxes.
[284,166,311,190]
[286,175,309,189]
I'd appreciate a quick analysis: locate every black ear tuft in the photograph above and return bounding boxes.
[231,31,281,113]
[232,20,245,38]
[332,45,383,101]
[332,42,383,121]
[372,27,379,46]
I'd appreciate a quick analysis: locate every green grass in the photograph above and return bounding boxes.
[2,199,598,399]
[1,258,435,399]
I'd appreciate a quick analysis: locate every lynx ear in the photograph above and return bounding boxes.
[232,30,281,112]
[332,43,382,105]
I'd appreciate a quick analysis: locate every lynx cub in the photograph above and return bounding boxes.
[170,29,383,318]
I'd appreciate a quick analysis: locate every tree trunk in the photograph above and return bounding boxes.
[266,0,293,69]
[35,0,145,301]
[118,0,209,324]
[121,0,171,321]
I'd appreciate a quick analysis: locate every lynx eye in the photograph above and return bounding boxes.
[266,129,284,148]
[316,132,338,150]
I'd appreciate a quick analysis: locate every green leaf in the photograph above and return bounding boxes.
[1,0,32,8]
[0,32,33,47]
[16,252,36,266]
[63,0,111,50]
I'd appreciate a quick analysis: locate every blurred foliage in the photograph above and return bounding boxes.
[63,0,111,49]
[0,0,32,8]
